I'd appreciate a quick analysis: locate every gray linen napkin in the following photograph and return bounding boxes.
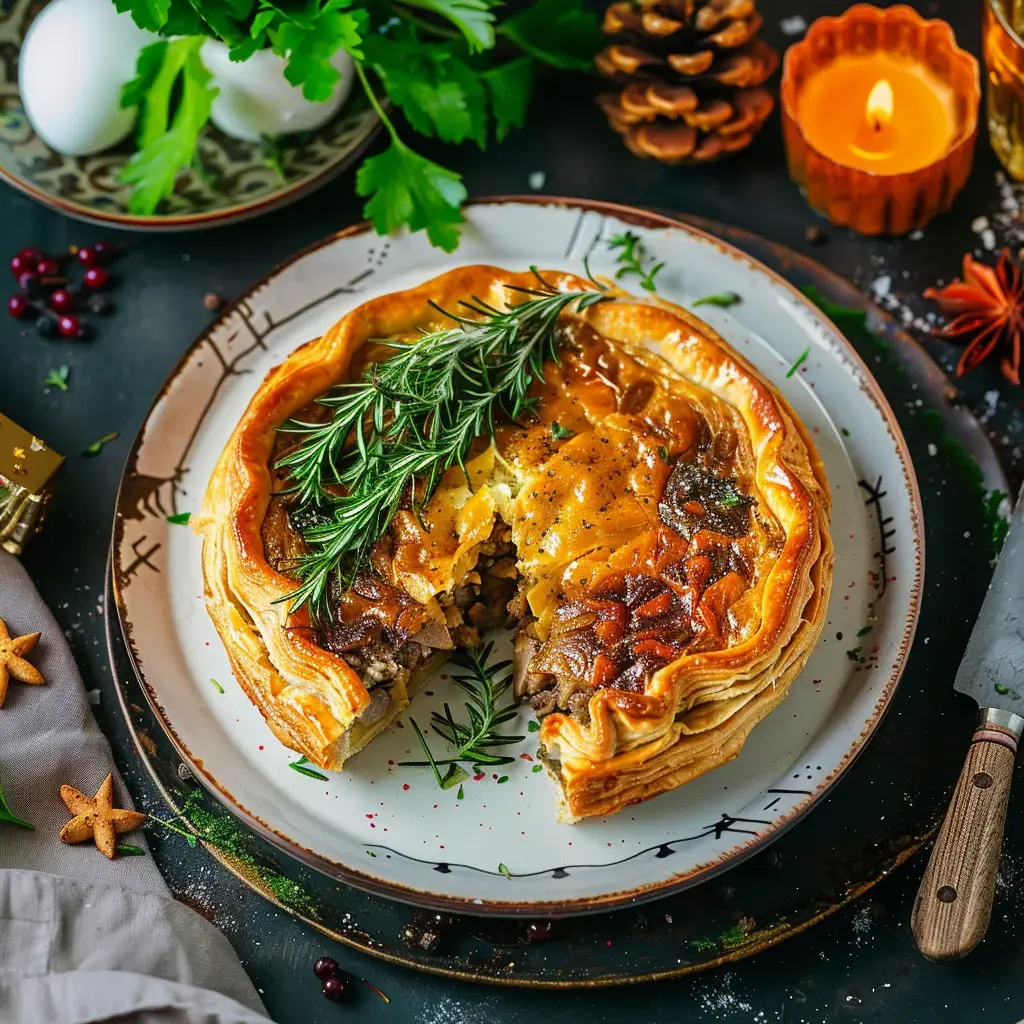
[0,550,271,1023]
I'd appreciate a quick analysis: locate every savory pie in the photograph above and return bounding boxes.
[198,265,833,822]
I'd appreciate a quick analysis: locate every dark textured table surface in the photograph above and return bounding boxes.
[5,1,1024,1021]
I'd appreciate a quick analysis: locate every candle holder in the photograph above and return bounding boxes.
[985,0,1024,179]
[781,4,979,236]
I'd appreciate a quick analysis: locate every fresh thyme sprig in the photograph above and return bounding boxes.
[609,231,664,293]
[275,269,608,619]
[400,642,523,790]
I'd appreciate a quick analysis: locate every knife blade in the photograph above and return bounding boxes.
[912,482,1024,963]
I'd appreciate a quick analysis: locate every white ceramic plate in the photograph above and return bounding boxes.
[112,198,923,915]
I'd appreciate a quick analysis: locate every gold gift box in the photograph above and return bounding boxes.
[0,413,63,555]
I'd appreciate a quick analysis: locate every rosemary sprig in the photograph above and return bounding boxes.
[400,642,524,789]
[275,269,607,619]
[608,231,663,292]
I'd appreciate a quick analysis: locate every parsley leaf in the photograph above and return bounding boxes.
[120,38,217,215]
[480,55,534,141]
[272,7,366,102]
[499,0,602,70]
[356,136,467,252]
[167,512,192,525]
[550,422,575,441]
[400,0,497,52]
[43,365,70,392]
[114,0,171,33]
[498,861,511,879]
[364,38,487,147]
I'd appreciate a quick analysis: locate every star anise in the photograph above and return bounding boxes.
[924,249,1024,385]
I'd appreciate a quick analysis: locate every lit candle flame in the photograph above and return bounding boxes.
[865,79,894,131]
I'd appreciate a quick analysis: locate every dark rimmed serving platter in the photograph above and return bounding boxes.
[103,212,1005,986]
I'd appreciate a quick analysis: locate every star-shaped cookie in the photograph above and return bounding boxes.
[0,617,44,708]
[59,773,147,859]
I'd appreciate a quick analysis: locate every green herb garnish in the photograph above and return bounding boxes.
[658,446,671,464]
[527,719,540,733]
[693,291,740,309]
[276,270,607,618]
[608,231,664,292]
[532,763,543,772]
[113,0,600,247]
[209,677,225,694]
[550,422,575,441]
[856,625,873,637]
[117,843,147,856]
[289,758,329,781]
[43,365,70,392]
[498,861,511,880]
[82,432,118,457]
[0,779,34,830]
[801,286,869,335]
[167,512,192,525]
[995,683,1012,696]
[786,347,810,378]
[401,642,523,788]
[457,784,465,800]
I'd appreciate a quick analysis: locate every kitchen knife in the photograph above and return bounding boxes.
[911,482,1024,962]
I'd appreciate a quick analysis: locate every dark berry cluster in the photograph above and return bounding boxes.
[7,243,117,340]
[312,956,352,1003]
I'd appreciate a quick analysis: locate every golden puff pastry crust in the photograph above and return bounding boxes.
[198,265,833,821]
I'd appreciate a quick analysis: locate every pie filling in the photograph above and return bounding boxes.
[263,322,785,740]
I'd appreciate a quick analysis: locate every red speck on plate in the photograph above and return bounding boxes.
[402,783,410,791]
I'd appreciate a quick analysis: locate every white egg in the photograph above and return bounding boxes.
[18,0,149,157]
[202,40,354,143]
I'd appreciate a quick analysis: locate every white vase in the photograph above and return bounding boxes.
[201,40,354,143]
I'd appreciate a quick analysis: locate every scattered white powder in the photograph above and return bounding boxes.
[779,15,807,35]
[527,171,546,191]
[871,275,892,300]
[972,215,990,233]
[927,443,938,456]
[692,971,754,1016]
[981,389,1000,423]
[417,995,501,1024]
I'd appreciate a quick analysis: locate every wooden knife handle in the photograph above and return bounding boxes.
[911,720,1018,962]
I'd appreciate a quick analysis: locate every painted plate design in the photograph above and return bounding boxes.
[112,198,923,915]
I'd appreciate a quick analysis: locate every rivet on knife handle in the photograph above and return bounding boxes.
[911,708,1023,961]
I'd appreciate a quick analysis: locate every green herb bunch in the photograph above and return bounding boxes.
[114,0,601,247]
[275,269,607,619]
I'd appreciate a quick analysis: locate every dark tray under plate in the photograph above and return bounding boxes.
[104,215,1006,987]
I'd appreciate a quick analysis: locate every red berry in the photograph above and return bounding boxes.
[11,254,36,277]
[313,956,338,980]
[76,246,98,267]
[83,266,108,289]
[91,241,115,264]
[7,294,31,319]
[49,288,75,313]
[17,247,43,262]
[35,257,61,277]
[57,314,80,338]
[321,976,350,1002]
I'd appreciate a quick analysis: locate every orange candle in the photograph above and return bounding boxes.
[782,5,979,235]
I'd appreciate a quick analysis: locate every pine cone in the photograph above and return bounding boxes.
[596,0,778,164]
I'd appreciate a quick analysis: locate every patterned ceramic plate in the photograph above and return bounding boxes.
[111,198,924,915]
[0,0,379,230]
